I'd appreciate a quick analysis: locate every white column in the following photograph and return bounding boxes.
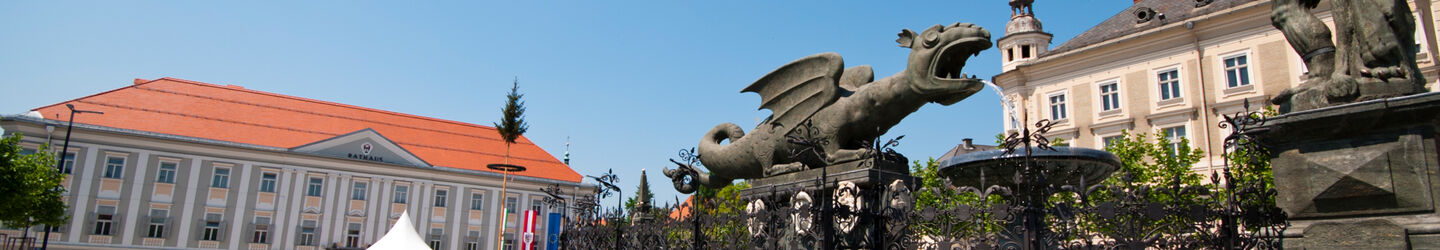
[269,168,294,250]
[408,182,421,225]
[370,178,392,243]
[66,146,100,242]
[227,164,255,249]
[119,152,150,245]
[317,173,339,246]
[416,182,432,238]
[174,158,205,247]
[362,177,380,244]
[280,169,309,248]
[448,186,464,250]
[329,174,353,244]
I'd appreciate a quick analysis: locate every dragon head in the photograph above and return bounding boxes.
[897,22,992,105]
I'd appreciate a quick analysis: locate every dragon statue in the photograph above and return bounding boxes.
[664,22,992,194]
[1270,0,1428,113]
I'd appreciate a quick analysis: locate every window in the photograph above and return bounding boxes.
[429,228,444,249]
[297,220,317,246]
[506,197,518,213]
[253,217,270,244]
[211,167,230,188]
[103,156,125,179]
[1048,94,1067,120]
[345,223,361,248]
[1007,47,1015,62]
[434,190,448,207]
[1157,69,1181,100]
[1162,126,1188,156]
[1099,81,1121,111]
[467,231,482,250]
[1021,44,1032,58]
[156,162,177,183]
[1224,54,1251,88]
[307,177,323,197]
[393,186,408,204]
[1102,136,1123,149]
[351,182,368,200]
[531,199,542,213]
[61,152,75,174]
[20,148,35,155]
[94,205,115,235]
[471,193,486,210]
[503,233,516,250]
[146,209,167,238]
[259,173,276,192]
[202,213,222,241]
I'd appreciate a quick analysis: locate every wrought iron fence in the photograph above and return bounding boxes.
[556,103,1286,249]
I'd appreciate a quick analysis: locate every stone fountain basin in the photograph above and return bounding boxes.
[937,147,1120,188]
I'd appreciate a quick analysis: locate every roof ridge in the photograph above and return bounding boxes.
[80,98,557,163]
[156,77,502,132]
[130,85,514,144]
[31,78,165,117]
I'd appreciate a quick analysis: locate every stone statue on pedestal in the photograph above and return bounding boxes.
[1270,0,1427,113]
[663,23,992,194]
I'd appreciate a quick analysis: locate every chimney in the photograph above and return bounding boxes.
[1134,0,1142,4]
[962,138,975,150]
[133,78,150,85]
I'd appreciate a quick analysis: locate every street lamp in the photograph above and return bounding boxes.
[43,104,102,250]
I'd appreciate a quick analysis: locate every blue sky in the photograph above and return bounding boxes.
[0,1,1132,210]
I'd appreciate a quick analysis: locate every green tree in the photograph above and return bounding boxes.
[910,157,1002,235]
[494,78,529,164]
[0,133,68,230]
[1086,130,1209,239]
[1101,130,1205,189]
[491,78,529,250]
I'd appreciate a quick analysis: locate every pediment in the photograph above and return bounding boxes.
[291,128,430,167]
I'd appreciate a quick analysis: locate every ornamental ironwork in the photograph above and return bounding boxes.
[558,109,1285,249]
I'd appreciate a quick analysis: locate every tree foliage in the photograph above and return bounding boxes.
[0,133,68,229]
[1101,130,1206,189]
[910,157,1002,235]
[494,78,529,162]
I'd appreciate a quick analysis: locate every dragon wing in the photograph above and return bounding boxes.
[742,52,844,131]
[839,65,874,92]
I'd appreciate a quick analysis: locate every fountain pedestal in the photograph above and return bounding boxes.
[1251,92,1440,249]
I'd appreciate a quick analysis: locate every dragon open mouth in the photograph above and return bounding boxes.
[931,37,991,80]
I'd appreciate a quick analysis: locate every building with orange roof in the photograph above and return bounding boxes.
[0,77,593,250]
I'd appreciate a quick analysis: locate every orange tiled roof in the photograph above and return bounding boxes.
[32,77,582,183]
[669,195,694,220]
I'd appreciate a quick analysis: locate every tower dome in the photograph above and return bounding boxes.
[998,0,1053,72]
[1006,15,1044,35]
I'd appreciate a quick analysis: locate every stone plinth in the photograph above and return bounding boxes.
[1251,92,1440,249]
[740,156,914,201]
[737,156,916,249]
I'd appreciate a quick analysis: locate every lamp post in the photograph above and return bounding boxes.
[43,104,103,250]
[487,163,526,250]
[586,169,620,248]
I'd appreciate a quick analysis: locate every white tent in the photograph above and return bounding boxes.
[368,210,430,250]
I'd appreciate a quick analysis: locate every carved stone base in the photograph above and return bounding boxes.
[738,156,917,249]
[1274,76,1426,113]
[1252,92,1440,248]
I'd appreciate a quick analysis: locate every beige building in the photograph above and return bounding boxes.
[0,77,592,250]
[993,0,1440,173]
